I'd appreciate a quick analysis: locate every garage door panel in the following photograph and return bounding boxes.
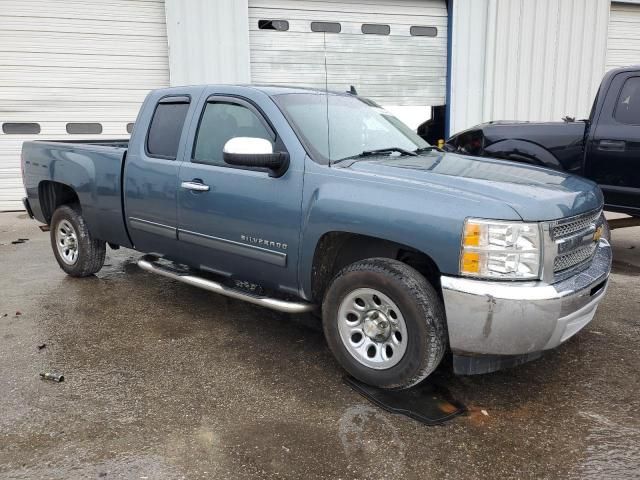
[0,87,153,104]
[252,65,445,82]
[5,0,165,22]
[249,7,446,26]
[1,67,167,90]
[250,0,446,17]
[0,0,169,211]
[0,32,168,57]
[249,0,447,106]
[607,3,640,71]
[250,32,446,55]
[251,50,446,69]
[252,83,445,105]
[0,51,169,70]
[1,15,166,37]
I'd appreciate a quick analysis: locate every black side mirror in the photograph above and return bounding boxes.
[223,137,289,177]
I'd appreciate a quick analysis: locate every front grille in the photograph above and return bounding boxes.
[551,208,602,276]
[552,209,602,240]
[554,242,598,272]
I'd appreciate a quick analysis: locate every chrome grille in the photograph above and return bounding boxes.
[554,243,598,272]
[551,208,602,276]
[552,209,602,240]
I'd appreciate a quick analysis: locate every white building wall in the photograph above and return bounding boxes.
[450,0,611,134]
[164,0,251,86]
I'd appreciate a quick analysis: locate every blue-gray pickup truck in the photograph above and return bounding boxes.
[21,85,612,389]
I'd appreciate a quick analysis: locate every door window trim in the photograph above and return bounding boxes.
[190,94,285,171]
[144,94,192,161]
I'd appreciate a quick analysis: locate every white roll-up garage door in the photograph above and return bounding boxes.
[0,0,170,211]
[607,2,640,72]
[248,0,447,107]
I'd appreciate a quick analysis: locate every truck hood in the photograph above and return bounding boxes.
[343,152,602,221]
[477,120,587,150]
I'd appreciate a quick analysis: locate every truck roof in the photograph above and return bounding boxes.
[251,85,349,96]
[156,84,354,98]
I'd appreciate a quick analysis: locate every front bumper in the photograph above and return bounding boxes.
[441,239,612,358]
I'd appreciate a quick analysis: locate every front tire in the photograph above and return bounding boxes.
[322,258,447,390]
[50,204,106,277]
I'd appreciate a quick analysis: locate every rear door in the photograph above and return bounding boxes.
[176,88,305,294]
[586,72,640,214]
[124,90,199,257]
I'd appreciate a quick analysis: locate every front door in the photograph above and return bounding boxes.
[587,73,640,214]
[176,93,304,295]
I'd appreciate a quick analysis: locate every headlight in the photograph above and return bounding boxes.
[459,218,541,280]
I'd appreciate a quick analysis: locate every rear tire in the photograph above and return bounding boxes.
[50,204,106,277]
[322,258,447,390]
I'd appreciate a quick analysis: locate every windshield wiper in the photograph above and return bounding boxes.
[413,146,443,154]
[333,147,417,164]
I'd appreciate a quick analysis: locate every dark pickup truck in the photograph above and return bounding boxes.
[446,66,640,217]
[21,85,611,389]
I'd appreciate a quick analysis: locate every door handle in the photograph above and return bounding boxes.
[181,181,210,192]
[597,139,626,151]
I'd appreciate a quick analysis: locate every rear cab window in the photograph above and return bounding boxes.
[146,96,191,159]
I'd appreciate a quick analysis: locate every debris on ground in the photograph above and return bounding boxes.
[38,225,50,232]
[1,313,7,318]
[466,407,493,423]
[37,343,47,351]
[15,311,21,316]
[11,238,29,244]
[40,372,64,382]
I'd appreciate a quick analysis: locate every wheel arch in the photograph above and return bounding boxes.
[309,231,442,304]
[38,180,81,224]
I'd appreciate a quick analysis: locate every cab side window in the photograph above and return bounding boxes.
[146,98,190,159]
[615,77,640,125]
[193,102,274,167]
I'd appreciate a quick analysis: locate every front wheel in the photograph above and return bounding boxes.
[322,258,447,390]
[50,204,106,277]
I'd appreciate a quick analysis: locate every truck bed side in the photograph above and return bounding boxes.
[21,140,132,248]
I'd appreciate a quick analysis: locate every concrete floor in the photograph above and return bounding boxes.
[1,212,639,480]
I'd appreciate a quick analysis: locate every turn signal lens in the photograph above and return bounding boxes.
[461,252,480,273]
[459,219,542,280]
[463,223,481,246]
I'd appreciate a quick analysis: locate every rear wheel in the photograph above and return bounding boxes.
[50,204,106,277]
[322,258,447,390]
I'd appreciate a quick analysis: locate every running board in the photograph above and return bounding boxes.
[137,255,316,314]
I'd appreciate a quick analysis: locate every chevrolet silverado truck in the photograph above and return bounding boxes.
[21,85,611,389]
[445,66,640,217]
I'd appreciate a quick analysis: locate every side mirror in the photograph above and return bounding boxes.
[223,137,289,177]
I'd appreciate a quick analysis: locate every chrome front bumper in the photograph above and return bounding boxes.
[441,239,612,357]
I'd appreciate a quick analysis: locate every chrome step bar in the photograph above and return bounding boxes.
[137,255,316,314]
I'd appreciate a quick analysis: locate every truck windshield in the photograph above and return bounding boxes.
[274,93,430,164]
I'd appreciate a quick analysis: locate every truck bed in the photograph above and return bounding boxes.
[21,139,132,248]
